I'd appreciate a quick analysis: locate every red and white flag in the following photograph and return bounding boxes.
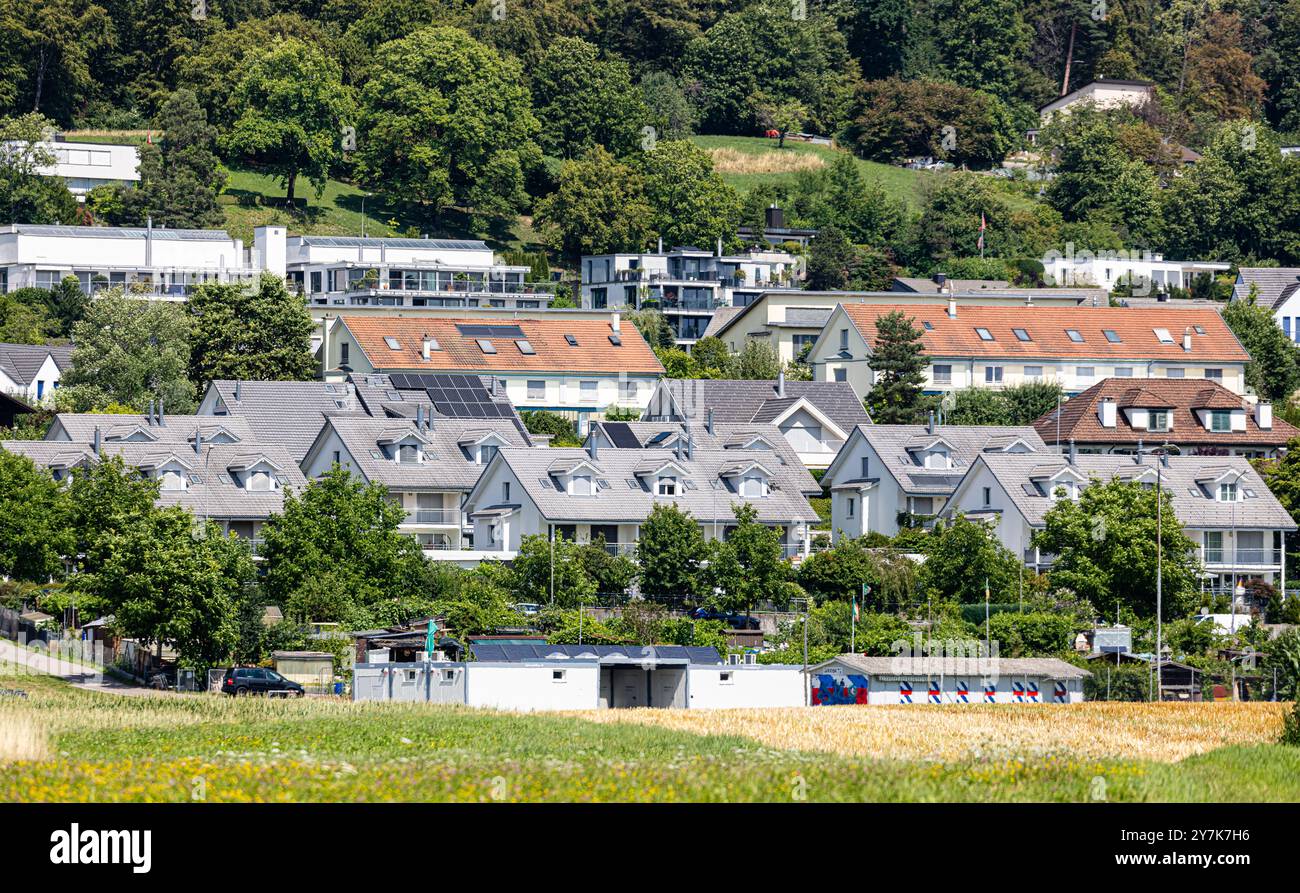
[977,212,986,250]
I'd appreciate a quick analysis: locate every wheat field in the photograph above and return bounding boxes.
[571,702,1288,763]
[707,146,826,175]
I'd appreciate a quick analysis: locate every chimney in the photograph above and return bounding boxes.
[675,437,683,462]
[610,313,620,333]
[234,380,242,403]
[1136,438,1144,463]
[416,405,424,430]
[777,369,786,398]
[146,399,155,426]
[158,399,165,426]
[706,407,714,436]
[422,335,432,360]
[716,236,723,258]
[145,216,153,268]
[1182,327,1192,352]
[1256,402,1273,430]
[1068,438,1077,465]
[194,430,203,458]
[928,409,935,435]
[1098,398,1117,428]
[947,297,957,318]
[657,236,663,254]
[93,426,101,456]
[685,432,693,460]
[588,435,598,462]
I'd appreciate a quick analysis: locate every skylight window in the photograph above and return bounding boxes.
[384,336,402,350]
[1013,328,1031,342]
[1103,329,1122,343]
[975,327,995,341]
[1065,329,1084,343]
[922,321,933,330]
[1153,328,1174,344]
[565,334,579,346]
[1194,325,1205,335]
[477,339,497,354]
[516,340,536,355]
[608,333,622,346]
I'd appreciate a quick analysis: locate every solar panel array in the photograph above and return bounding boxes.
[386,373,514,418]
[602,422,642,449]
[470,643,722,664]
[455,323,526,339]
[297,235,487,250]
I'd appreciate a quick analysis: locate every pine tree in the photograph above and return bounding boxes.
[865,309,930,423]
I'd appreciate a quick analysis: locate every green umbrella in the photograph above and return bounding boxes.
[425,618,438,657]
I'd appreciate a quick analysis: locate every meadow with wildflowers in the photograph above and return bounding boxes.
[1,676,1296,802]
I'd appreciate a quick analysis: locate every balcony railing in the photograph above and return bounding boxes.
[1202,548,1282,566]
[342,279,556,295]
[404,509,461,525]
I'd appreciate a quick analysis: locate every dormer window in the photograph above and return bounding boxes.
[924,449,950,470]
[159,469,186,491]
[740,475,768,498]
[247,471,274,492]
[397,443,420,464]
[1209,410,1232,432]
[1147,411,1170,432]
[1217,482,1238,502]
[479,444,498,464]
[570,474,595,496]
[657,475,678,496]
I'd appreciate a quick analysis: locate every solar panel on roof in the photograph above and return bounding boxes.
[457,323,526,339]
[603,422,641,448]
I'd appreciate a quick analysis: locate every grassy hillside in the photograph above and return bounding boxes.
[690,134,937,208]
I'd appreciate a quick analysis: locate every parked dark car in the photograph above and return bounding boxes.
[220,667,305,698]
[688,608,760,630]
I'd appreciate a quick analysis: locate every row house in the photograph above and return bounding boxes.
[941,452,1296,595]
[821,421,1047,541]
[1034,378,1297,459]
[1232,267,1300,342]
[464,441,820,561]
[0,342,71,406]
[809,302,1250,398]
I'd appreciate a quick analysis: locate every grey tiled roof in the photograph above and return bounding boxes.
[701,306,743,339]
[1235,268,1300,309]
[1,439,306,521]
[0,343,72,386]
[588,420,820,493]
[651,379,871,432]
[475,446,820,525]
[830,424,1047,497]
[308,415,530,491]
[50,413,258,444]
[205,380,366,461]
[962,453,1297,530]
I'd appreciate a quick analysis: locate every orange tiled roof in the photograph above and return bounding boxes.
[840,304,1249,362]
[1033,377,1298,447]
[340,316,664,375]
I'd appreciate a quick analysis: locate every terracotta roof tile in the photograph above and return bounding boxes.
[1033,378,1298,448]
[340,316,664,375]
[840,304,1249,362]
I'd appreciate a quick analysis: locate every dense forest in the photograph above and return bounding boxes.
[3,0,1300,272]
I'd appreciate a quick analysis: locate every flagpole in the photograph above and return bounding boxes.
[984,578,990,650]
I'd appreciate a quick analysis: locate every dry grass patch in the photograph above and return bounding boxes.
[707,147,825,175]
[570,702,1288,763]
[0,712,49,763]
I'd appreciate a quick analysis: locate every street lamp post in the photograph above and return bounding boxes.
[1137,443,1170,701]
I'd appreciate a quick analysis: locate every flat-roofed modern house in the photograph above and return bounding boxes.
[820,421,1047,541]
[641,376,871,468]
[1038,78,1155,123]
[0,343,72,404]
[1232,267,1300,341]
[275,232,557,311]
[463,442,821,561]
[1034,378,1298,458]
[0,222,257,298]
[809,303,1250,398]
[3,423,306,551]
[579,245,803,347]
[1041,250,1229,294]
[324,315,664,420]
[299,409,532,562]
[2,138,140,198]
[939,452,1297,595]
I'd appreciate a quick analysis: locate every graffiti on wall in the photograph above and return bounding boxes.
[811,673,869,705]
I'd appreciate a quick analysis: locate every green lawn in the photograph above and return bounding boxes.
[2,675,1296,802]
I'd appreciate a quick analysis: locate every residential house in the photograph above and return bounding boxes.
[323,314,664,422]
[642,375,871,468]
[0,343,72,404]
[463,442,821,560]
[2,432,305,551]
[820,420,1047,541]
[736,205,818,249]
[2,138,140,199]
[1034,378,1298,458]
[1037,79,1155,124]
[939,452,1297,593]
[0,222,258,298]
[299,411,531,562]
[705,285,1098,367]
[579,243,803,347]
[809,303,1249,398]
[1041,249,1229,294]
[1232,267,1300,342]
[272,231,557,311]
[197,378,368,463]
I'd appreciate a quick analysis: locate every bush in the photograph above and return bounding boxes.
[1083,662,1151,701]
[520,410,582,446]
[1282,701,1300,747]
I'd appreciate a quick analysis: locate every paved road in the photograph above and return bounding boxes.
[0,637,161,697]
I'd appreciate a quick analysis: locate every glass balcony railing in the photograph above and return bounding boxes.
[404,509,461,525]
[1202,548,1282,566]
